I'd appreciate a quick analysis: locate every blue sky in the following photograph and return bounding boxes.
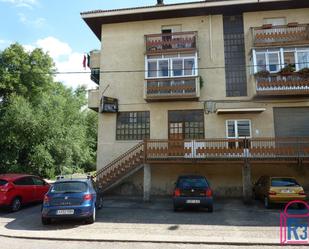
[0,0,193,88]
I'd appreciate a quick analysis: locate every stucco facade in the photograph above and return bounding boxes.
[83,1,309,197]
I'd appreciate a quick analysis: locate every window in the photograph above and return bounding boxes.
[297,51,309,70]
[14,177,34,186]
[264,17,286,26]
[158,59,169,77]
[51,182,88,193]
[146,53,197,79]
[255,50,281,73]
[147,61,157,78]
[226,120,251,138]
[116,112,150,140]
[168,110,204,139]
[32,177,45,186]
[253,47,309,73]
[0,179,8,186]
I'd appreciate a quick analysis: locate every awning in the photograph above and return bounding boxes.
[216,108,266,114]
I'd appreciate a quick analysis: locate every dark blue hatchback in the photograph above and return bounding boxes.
[41,178,103,225]
[173,175,213,212]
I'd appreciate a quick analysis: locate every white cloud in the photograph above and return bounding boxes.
[0,0,38,9]
[36,37,72,59]
[18,13,46,28]
[24,37,96,90]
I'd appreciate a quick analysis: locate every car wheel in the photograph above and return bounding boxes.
[97,196,103,210]
[207,205,214,213]
[10,197,22,212]
[264,196,271,209]
[41,217,51,225]
[86,206,96,224]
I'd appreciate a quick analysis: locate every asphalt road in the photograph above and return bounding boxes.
[0,198,307,245]
[0,236,306,249]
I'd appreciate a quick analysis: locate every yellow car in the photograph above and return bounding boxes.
[253,176,307,209]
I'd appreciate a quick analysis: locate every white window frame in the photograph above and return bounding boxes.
[252,47,309,74]
[226,120,252,139]
[145,52,198,79]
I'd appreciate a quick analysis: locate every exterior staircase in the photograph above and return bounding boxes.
[93,142,144,192]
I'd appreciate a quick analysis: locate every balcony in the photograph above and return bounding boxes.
[255,73,309,96]
[89,50,100,84]
[252,23,309,47]
[88,89,100,112]
[144,77,200,101]
[144,138,309,163]
[145,32,197,54]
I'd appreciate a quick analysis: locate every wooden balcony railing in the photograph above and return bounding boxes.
[145,77,200,101]
[145,31,197,54]
[255,74,309,96]
[144,138,309,162]
[252,23,309,47]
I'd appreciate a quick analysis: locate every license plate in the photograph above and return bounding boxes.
[56,209,74,215]
[281,189,293,193]
[186,200,200,204]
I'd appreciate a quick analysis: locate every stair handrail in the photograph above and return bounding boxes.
[93,141,144,178]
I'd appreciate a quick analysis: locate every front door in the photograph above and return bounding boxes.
[169,122,184,157]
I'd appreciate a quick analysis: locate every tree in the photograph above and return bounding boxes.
[0,43,97,178]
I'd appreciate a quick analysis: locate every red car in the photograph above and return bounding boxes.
[0,174,50,212]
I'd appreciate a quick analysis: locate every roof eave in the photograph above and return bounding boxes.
[81,0,309,41]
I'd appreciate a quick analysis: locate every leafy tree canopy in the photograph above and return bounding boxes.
[0,43,97,178]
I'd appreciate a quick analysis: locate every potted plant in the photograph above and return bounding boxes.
[298,67,309,78]
[254,70,270,78]
[280,64,295,76]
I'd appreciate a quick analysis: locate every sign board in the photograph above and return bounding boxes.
[100,96,118,113]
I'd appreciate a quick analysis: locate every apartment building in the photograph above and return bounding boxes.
[81,0,309,202]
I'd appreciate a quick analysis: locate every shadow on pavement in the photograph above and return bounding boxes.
[1,198,291,232]
[2,204,86,231]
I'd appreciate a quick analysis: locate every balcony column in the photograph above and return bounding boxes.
[143,164,151,202]
[242,160,252,204]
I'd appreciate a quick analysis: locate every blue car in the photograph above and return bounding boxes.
[41,178,103,225]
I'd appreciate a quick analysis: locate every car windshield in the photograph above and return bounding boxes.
[51,181,88,193]
[178,177,208,189]
[271,178,300,187]
[0,179,8,186]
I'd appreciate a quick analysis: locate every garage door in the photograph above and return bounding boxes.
[273,107,309,137]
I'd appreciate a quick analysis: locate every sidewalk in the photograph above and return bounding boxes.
[0,198,285,245]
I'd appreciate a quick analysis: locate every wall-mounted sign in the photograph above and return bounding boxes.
[100,96,118,113]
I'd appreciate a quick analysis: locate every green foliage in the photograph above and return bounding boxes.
[280,64,296,75]
[0,43,97,178]
[254,70,270,77]
[298,67,309,78]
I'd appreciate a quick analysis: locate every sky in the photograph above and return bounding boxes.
[0,0,194,89]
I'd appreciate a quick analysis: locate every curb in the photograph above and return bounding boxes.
[0,233,287,246]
